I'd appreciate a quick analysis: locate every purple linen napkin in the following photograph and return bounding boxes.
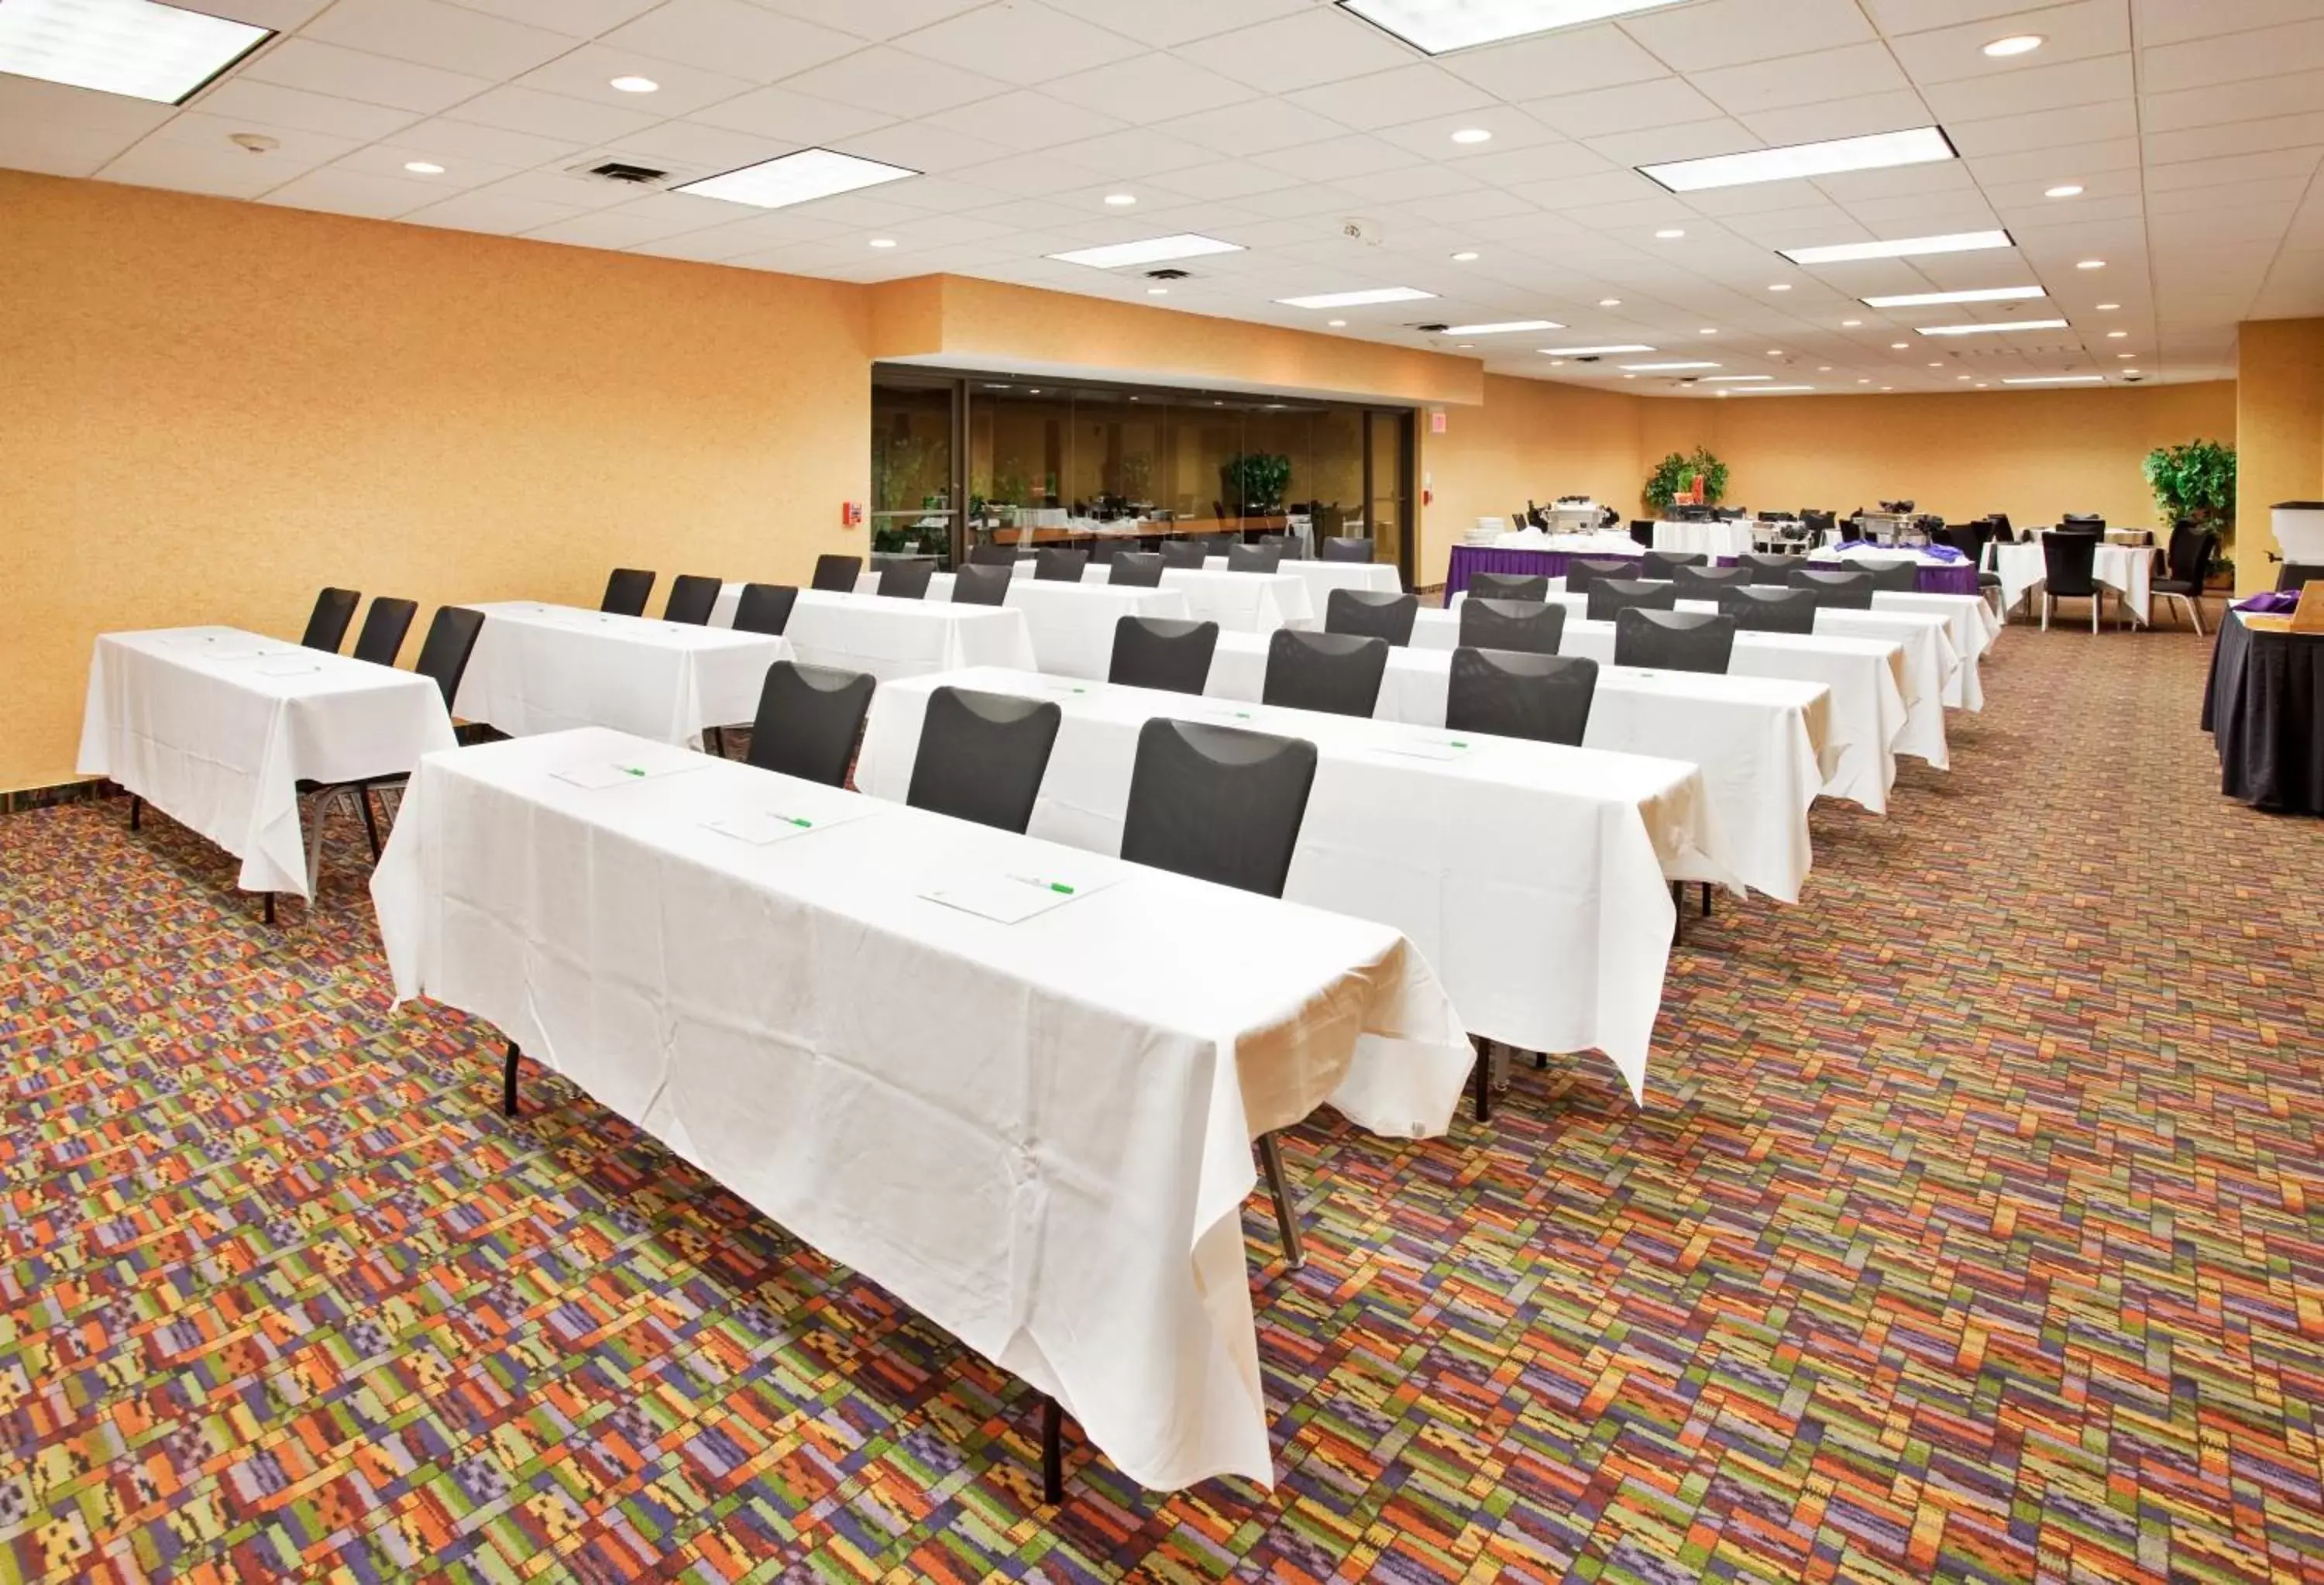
[2233,590,2301,614]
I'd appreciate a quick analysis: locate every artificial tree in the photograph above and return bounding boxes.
[1643,447,1729,515]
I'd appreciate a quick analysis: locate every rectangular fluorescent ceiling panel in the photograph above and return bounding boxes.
[1917,318,2069,336]
[0,0,271,104]
[1642,127,1954,193]
[1540,343,1654,356]
[1441,319,1563,334]
[2002,374,2104,384]
[1621,361,1719,372]
[1050,233,1244,270]
[677,147,918,210]
[1276,287,1436,308]
[1780,229,2013,266]
[1862,285,2044,308]
[1338,0,1689,54]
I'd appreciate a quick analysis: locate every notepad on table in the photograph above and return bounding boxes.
[703,804,875,846]
[1372,737,1474,762]
[551,756,700,791]
[922,870,1116,924]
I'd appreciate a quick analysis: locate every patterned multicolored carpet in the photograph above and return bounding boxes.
[4,626,2320,1583]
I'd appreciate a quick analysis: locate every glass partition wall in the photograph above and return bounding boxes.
[871,367,1413,581]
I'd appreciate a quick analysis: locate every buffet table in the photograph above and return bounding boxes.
[2202,609,2324,814]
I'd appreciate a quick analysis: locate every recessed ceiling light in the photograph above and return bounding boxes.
[2123,370,2139,376]
[1768,283,1791,291]
[1450,127,1492,144]
[1147,286,1168,295]
[1928,361,1942,366]
[1621,360,1720,371]
[1701,374,1772,382]
[1622,373,1637,379]
[1983,33,2043,56]
[0,0,272,104]
[1881,386,1894,390]
[1103,192,1136,206]
[1738,384,1817,394]
[1029,388,1043,394]
[404,160,445,175]
[2045,184,2083,198]
[1548,359,1566,366]
[1655,228,1686,239]
[1328,318,1347,327]
[868,237,896,248]
[1817,366,1831,371]
[1976,383,1989,388]
[1862,285,2044,308]
[1765,348,1781,355]
[2076,259,2106,270]
[1892,342,1910,349]
[1276,286,1436,308]
[2003,374,2102,384]
[1917,318,2069,335]
[1336,0,1692,56]
[1841,318,1863,327]
[1957,374,1972,380]
[1442,319,1563,334]
[1458,342,1474,348]
[2117,352,2136,358]
[677,147,919,211]
[608,74,658,92]
[1781,229,2013,265]
[1698,327,1717,335]
[1858,378,1871,383]
[1450,249,1480,261]
[1052,232,1243,269]
[2095,302,2120,311]
[1598,297,1621,306]
[2106,329,2127,338]
[1539,342,1654,355]
[1640,125,1955,193]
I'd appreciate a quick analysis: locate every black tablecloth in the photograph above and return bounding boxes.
[2203,612,2324,814]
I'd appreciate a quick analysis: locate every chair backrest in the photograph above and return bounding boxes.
[903,686,1063,835]
[744,661,875,786]
[1985,513,2014,539]
[1672,564,1753,593]
[1258,533,1305,560]
[1160,539,1208,569]
[1459,597,1565,656]
[1786,566,1874,608]
[1937,523,1984,562]
[1261,628,1389,717]
[1035,548,1088,583]
[1740,552,1796,585]
[1108,551,1164,587]
[301,587,360,652]
[1627,520,1655,546]
[967,542,1021,566]
[664,573,723,624]
[810,554,862,593]
[1563,556,1634,593]
[1642,550,1706,579]
[2178,529,2219,588]
[1227,544,1284,574]
[731,582,799,634]
[1324,589,1418,647]
[1717,586,1820,634]
[1319,536,1373,563]
[2277,562,2324,592]
[950,563,1012,606]
[601,568,655,617]
[878,562,936,600]
[1470,571,1549,603]
[411,606,486,709]
[1109,616,1219,694]
[2061,513,2105,531]
[1120,719,1318,899]
[1587,578,1677,623]
[2040,531,2101,596]
[352,597,418,667]
[1614,608,1736,674]
[1446,648,1596,745]
[1856,558,1921,592]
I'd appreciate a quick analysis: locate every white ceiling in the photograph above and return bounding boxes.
[7,0,2321,397]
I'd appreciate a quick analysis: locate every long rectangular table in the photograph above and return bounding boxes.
[1198,557,1401,600]
[850,572,1191,681]
[1204,635,1827,904]
[370,727,1473,1493]
[856,667,1733,1105]
[78,627,457,899]
[712,585,1037,682]
[2202,609,2324,813]
[456,603,789,748]
[1080,568,1317,633]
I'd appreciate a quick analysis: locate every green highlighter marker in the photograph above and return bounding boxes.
[622,765,647,778]
[1012,874,1075,896]
[771,813,813,829]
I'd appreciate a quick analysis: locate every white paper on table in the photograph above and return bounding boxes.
[1370,737,1477,762]
[253,658,326,677]
[703,803,878,846]
[551,755,703,790]
[921,869,1119,923]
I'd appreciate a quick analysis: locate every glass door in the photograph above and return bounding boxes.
[1365,409,1413,585]
[870,376,957,569]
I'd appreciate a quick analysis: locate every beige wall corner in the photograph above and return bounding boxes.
[2234,318,2324,593]
[1417,376,1645,586]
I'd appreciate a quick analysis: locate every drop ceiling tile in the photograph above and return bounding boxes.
[102,131,347,201]
[2144,146,2323,190]
[1284,64,1496,133]
[1990,189,2144,225]
[332,141,524,186]
[1141,160,1308,201]
[593,0,865,79]
[772,46,1000,115]
[380,115,586,167]
[685,84,894,143]
[1253,133,1428,184]
[1174,9,1415,95]
[401,189,592,233]
[1920,52,2131,122]
[1621,0,1877,70]
[1886,0,2130,83]
[857,174,1014,213]
[1435,22,1667,99]
[2145,111,2324,167]
[1330,163,1487,204]
[947,150,1131,198]
[445,84,664,144]
[1693,43,1914,119]
[2141,68,2324,133]
[2144,174,2311,215]
[439,0,666,34]
[239,39,497,114]
[2132,0,2315,49]
[1738,90,1935,146]
[1401,188,1543,226]
[1527,78,1724,140]
[627,215,837,259]
[586,119,777,172]
[1584,119,1761,169]
[521,202,734,246]
[1961,136,2140,184]
[816,121,1010,177]
[1946,100,2136,155]
[889,2,1144,84]
[2141,17,2324,93]
[1033,0,1308,50]
[748,0,992,41]
[1372,105,1563,163]
[0,110,163,178]
[1037,128,1219,179]
[1442,140,1617,188]
[920,89,1128,153]
[260,165,447,218]
[1044,51,1255,125]
[510,44,758,117]
[1153,99,1353,156]
[0,73,180,142]
[301,0,579,78]
[191,78,421,140]
[1507,169,1666,211]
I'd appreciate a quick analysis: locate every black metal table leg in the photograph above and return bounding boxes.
[360,789,383,859]
[1470,1034,1493,1123]
[1041,1397,1064,1503]
[263,892,275,926]
[504,1042,521,1116]
[129,795,143,831]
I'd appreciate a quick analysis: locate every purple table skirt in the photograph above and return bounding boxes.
[1915,565,1978,596]
[1444,543,1978,597]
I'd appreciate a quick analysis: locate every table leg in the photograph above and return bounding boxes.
[1471,1035,1493,1123]
[1040,1397,1064,1503]
[263,892,275,926]
[1257,1133,1303,1269]
[504,1042,521,1117]
[129,796,142,831]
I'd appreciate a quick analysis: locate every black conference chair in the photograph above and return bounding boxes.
[1260,533,1305,561]
[877,562,936,600]
[1109,552,1164,587]
[601,568,655,617]
[1261,629,1388,718]
[1160,539,1209,569]
[1788,567,1875,609]
[1672,564,1753,594]
[1614,608,1736,675]
[2277,562,2324,593]
[730,583,798,635]
[2039,531,2106,631]
[903,686,1062,835]
[743,661,875,787]
[1446,648,1596,747]
[1587,579,1677,623]
[1642,551,1706,580]
[351,597,418,667]
[301,587,360,653]
[2152,526,2216,634]
[951,564,1012,606]
[1227,544,1284,574]
[810,554,861,593]
[1857,559,1921,593]
[1035,548,1088,583]
[1740,552,1796,586]
[411,604,486,710]
[2061,513,2105,532]
[1319,536,1373,562]
[967,542,1022,566]
[1459,597,1565,656]
[1109,616,1219,694]
[1718,586,1819,634]
[1563,556,1633,593]
[1469,572,1549,603]
[663,574,722,624]
[1324,589,1418,647]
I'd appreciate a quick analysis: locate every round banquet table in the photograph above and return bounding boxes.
[2202,610,2324,814]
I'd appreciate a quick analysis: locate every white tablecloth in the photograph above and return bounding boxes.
[857,667,1733,1104]
[1205,635,1827,905]
[1119,569,1316,633]
[851,575,1193,680]
[370,727,1471,1493]
[716,586,1037,682]
[1873,592,1996,710]
[1199,557,1402,600]
[1475,529,1642,556]
[78,627,456,897]
[456,603,788,750]
[1653,520,1758,559]
[1985,538,2154,625]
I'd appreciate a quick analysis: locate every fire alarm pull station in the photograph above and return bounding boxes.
[842,502,864,527]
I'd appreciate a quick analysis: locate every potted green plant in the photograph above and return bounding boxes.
[1642,447,1728,514]
[2143,439,2235,537]
[1220,452,1292,514]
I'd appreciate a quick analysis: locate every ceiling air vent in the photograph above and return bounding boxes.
[583,160,669,185]
[1145,267,1191,280]
[1415,322,1449,332]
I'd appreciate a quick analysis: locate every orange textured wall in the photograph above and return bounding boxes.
[1417,376,1644,586]
[0,170,873,792]
[2234,318,2324,592]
